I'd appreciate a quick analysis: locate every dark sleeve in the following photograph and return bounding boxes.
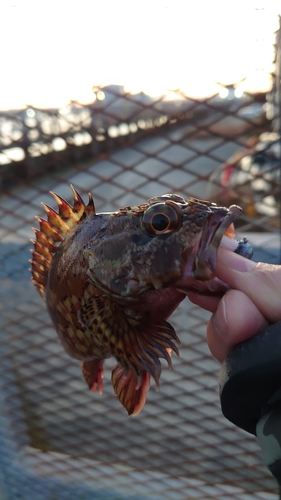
[219,320,281,435]
[219,321,281,488]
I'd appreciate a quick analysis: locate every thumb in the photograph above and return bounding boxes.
[216,248,281,324]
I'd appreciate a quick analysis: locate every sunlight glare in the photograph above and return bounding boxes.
[219,88,229,98]
[234,88,244,98]
[0,0,279,109]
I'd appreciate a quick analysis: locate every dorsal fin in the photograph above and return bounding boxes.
[30,186,96,299]
[87,192,96,216]
[70,184,87,219]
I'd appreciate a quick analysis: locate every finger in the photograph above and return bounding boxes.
[187,292,221,312]
[216,249,281,324]
[207,289,269,362]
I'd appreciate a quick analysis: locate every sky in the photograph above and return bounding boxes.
[0,0,280,109]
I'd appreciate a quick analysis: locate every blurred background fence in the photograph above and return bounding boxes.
[0,3,280,500]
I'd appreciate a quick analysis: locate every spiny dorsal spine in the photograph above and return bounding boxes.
[30,185,96,299]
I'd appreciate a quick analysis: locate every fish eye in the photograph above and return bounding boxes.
[151,213,170,231]
[142,203,182,236]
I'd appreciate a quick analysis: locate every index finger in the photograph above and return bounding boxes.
[216,249,281,324]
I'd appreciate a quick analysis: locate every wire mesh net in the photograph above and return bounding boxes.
[0,9,281,500]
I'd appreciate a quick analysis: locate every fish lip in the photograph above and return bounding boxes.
[193,204,242,280]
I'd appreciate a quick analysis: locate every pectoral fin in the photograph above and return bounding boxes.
[82,359,104,394]
[111,364,150,416]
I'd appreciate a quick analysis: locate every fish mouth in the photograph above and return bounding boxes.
[193,204,242,280]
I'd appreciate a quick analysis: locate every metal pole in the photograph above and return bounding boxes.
[277,16,281,263]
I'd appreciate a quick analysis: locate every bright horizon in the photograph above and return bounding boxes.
[0,0,280,110]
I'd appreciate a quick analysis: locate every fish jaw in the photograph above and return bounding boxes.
[174,204,245,295]
[193,204,242,280]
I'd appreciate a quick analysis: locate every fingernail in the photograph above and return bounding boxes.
[218,249,256,273]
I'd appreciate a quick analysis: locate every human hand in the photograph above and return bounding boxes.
[188,249,281,362]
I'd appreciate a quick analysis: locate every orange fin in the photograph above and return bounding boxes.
[30,186,96,299]
[82,359,104,394]
[119,320,179,385]
[111,364,150,416]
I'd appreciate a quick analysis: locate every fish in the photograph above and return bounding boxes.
[30,186,252,416]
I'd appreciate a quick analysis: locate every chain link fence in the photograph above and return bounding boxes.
[0,11,280,500]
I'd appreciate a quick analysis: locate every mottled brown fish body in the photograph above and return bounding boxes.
[30,186,243,415]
